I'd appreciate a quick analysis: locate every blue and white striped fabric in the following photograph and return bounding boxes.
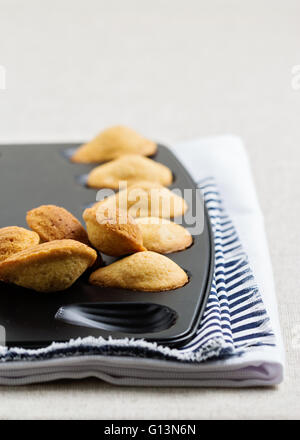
[175,177,276,360]
[0,178,275,363]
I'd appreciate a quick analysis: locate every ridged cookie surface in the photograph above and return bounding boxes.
[27,205,89,244]
[0,226,40,263]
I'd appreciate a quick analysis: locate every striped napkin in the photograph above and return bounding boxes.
[0,136,284,386]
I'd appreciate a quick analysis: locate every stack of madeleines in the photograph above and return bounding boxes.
[0,126,192,293]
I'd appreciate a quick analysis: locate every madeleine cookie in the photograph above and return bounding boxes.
[27,205,89,245]
[93,181,188,219]
[71,125,157,163]
[87,154,172,189]
[89,251,188,292]
[136,217,193,254]
[83,205,145,256]
[0,240,97,292]
[0,226,40,263]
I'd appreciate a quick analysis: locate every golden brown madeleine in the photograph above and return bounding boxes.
[71,125,157,163]
[27,205,89,245]
[89,251,188,292]
[136,217,193,254]
[0,240,97,292]
[83,205,145,256]
[0,226,40,263]
[87,154,172,189]
[93,181,188,219]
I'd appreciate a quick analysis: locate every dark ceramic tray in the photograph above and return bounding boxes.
[0,143,214,348]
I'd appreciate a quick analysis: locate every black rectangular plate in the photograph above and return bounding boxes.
[0,143,214,348]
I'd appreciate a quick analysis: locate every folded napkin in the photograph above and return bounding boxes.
[0,136,284,386]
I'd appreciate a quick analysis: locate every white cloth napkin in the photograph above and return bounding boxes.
[0,135,284,386]
[170,135,285,385]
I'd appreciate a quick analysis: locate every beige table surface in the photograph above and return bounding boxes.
[0,0,299,420]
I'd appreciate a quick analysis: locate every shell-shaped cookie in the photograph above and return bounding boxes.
[93,181,188,219]
[27,205,89,245]
[136,217,193,254]
[87,154,172,189]
[89,251,188,292]
[83,205,145,256]
[71,125,157,163]
[0,239,97,292]
[0,226,40,263]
